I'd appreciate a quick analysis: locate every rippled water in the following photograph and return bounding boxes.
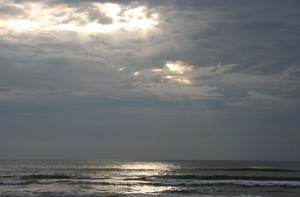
[1,160,300,196]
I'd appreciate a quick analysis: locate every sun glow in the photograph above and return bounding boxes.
[165,61,193,74]
[3,20,39,31]
[151,61,194,85]
[133,71,141,76]
[97,3,122,17]
[0,2,159,34]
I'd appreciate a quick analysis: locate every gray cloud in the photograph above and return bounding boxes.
[0,0,300,160]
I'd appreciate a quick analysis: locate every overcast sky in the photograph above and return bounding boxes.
[0,0,300,160]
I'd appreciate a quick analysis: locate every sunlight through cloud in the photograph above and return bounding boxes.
[152,61,194,84]
[165,61,193,74]
[0,1,159,34]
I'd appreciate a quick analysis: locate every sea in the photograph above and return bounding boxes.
[0,160,300,196]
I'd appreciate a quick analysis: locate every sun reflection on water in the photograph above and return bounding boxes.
[89,162,179,195]
[120,162,178,170]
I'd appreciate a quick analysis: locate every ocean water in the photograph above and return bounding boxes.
[0,160,300,196]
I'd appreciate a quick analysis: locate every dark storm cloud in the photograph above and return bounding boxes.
[161,0,300,74]
[0,0,300,160]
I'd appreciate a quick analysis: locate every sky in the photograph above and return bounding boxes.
[0,0,300,160]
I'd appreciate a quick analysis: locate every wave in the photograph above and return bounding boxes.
[20,174,100,180]
[0,192,125,197]
[147,179,300,188]
[0,174,92,185]
[0,190,272,197]
[2,178,300,189]
[3,173,300,188]
[194,167,296,172]
[146,175,300,181]
[0,178,35,185]
[6,167,294,173]
[21,174,74,180]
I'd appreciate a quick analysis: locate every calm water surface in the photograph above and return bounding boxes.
[0,160,300,196]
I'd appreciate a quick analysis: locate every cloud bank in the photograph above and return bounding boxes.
[0,0,300,160]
